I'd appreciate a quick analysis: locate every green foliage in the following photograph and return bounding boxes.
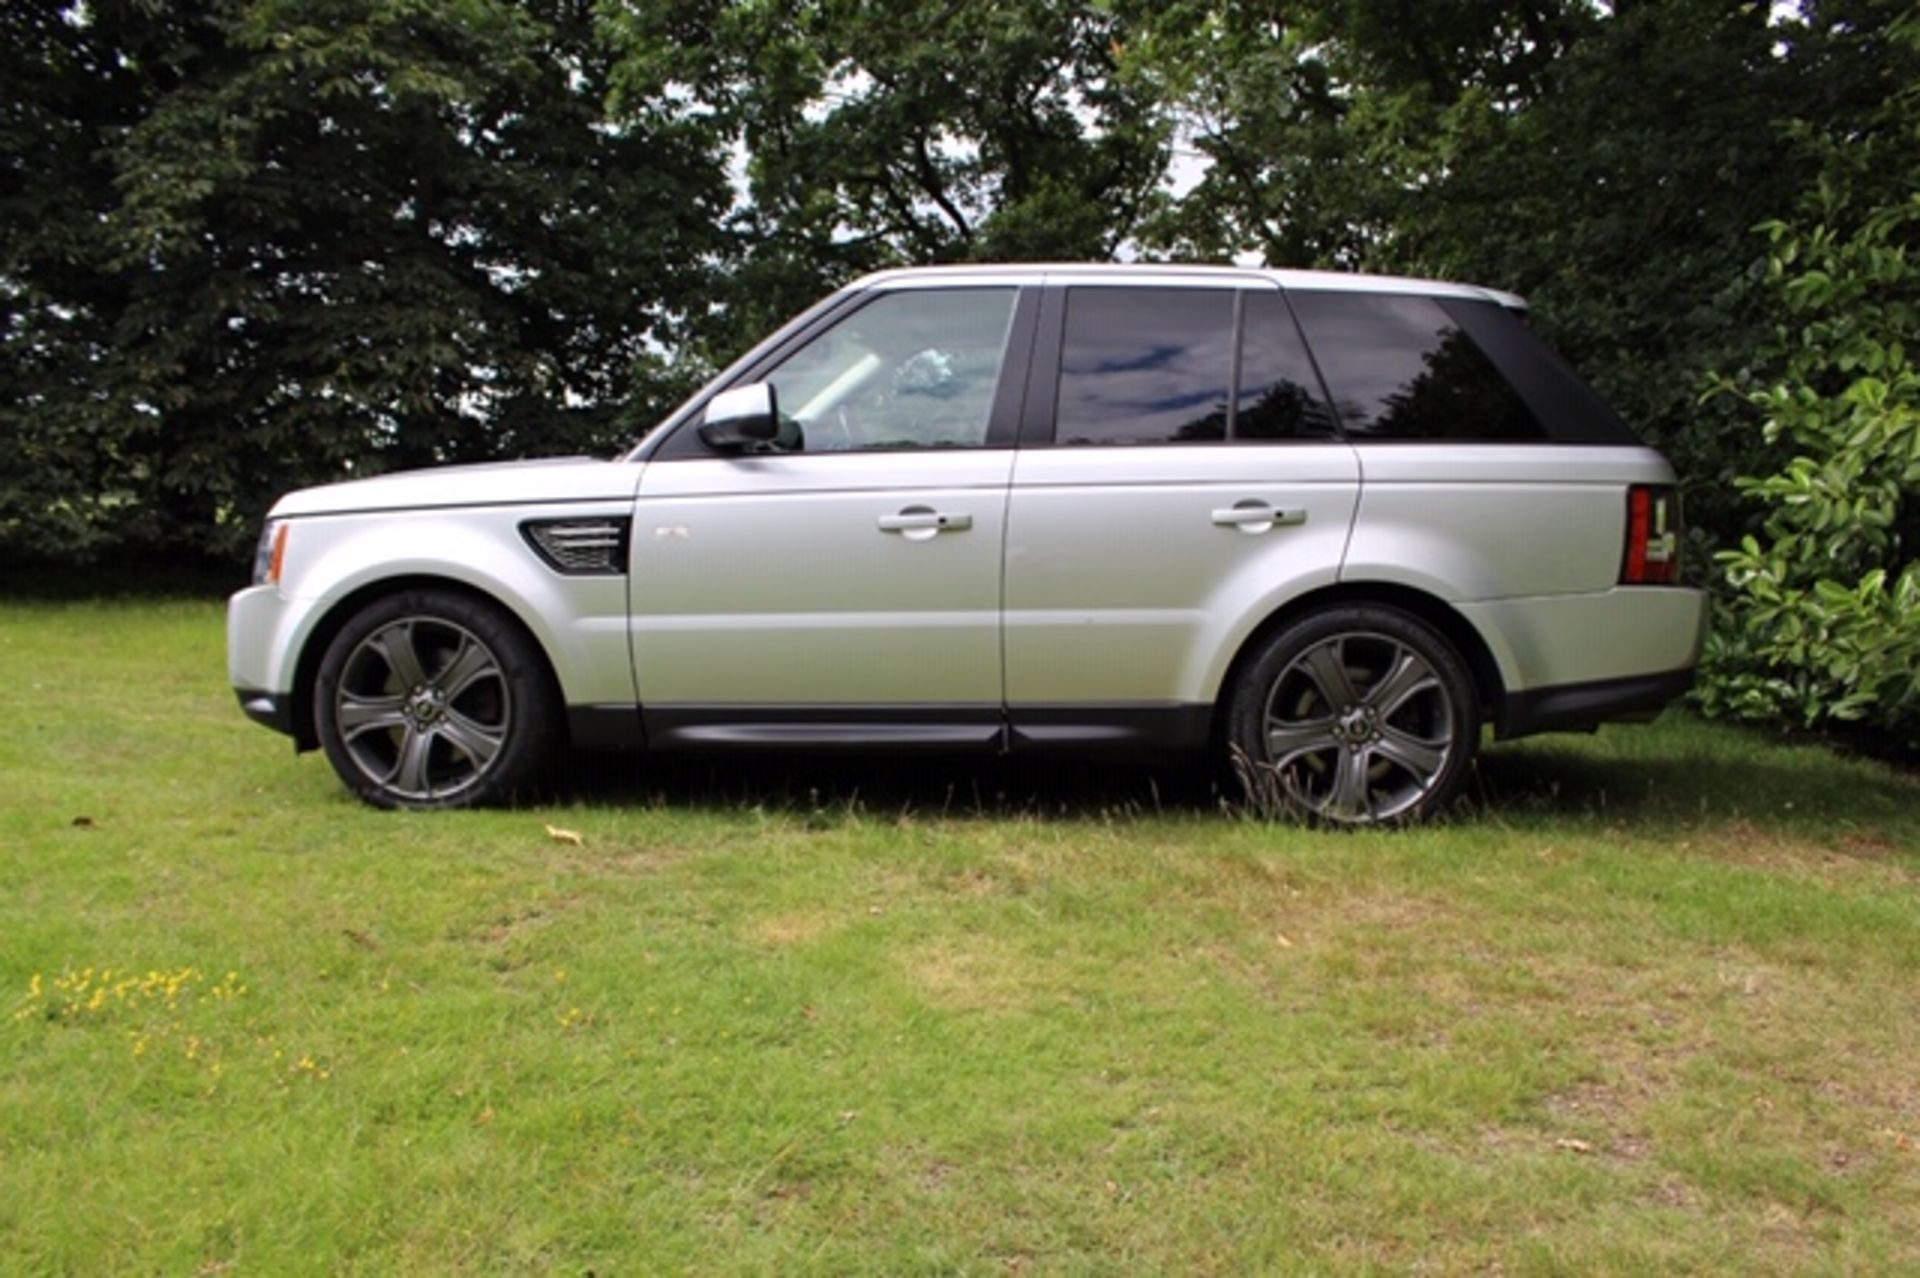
[601,0,1170,360]
[2,0,732,564]
[1123,1,1595,268]
[1704,11,1920,740]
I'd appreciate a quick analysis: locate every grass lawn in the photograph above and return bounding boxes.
[2,598,1917,1274]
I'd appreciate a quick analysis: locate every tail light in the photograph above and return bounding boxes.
[1620,485,1680,585]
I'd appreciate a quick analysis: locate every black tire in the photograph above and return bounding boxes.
[1226,604,1479,827]
[313,588,562,809]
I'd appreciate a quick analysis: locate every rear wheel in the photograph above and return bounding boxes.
[313,589,561,809]
[1227,605,1479,826]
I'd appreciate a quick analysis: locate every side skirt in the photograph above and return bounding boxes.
[580,703,1220,756]
[1006,704,1213,756]
[642,705,1004,751]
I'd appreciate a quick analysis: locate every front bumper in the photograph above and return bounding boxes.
[228,583,297,691]
[234,687,296,737]
[228,583,312,746]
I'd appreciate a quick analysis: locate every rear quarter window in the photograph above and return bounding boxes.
[1287,290,1639,445]
[1286,292,1545,442]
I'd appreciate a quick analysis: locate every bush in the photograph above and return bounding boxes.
[1702,11,1920,743]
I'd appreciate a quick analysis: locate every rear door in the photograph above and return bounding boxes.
[1002,276,1361,749]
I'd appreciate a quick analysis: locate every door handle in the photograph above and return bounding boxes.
[878,509,973,533]
[1211,501,1306,530]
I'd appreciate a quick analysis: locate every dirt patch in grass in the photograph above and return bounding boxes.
[467,895,582,945]
[1543,1080,1658,1162]
[941,866,1009,898]
[747,910,845,949]
[555,843,695,878]
[1676,819,1919,886]
[902,935,1042,1013]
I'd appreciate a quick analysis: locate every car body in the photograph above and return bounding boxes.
[228,263,1707,823]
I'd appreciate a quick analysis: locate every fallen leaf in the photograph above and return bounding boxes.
[544,824,584,847]
[1274,933,1294,949]
[476,1105,495,1126]
[1555,1137,1594,1154]
[342,928,380,951]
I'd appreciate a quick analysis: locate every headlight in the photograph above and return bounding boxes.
[252,520,289,585]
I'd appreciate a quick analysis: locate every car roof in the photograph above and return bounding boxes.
[850,262,1528,310]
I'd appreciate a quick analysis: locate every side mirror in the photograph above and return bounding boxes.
[698,383,780,453]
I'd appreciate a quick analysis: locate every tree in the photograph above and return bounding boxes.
[602,0,1170,360]
[2,0,734,565]
[0,1,209,562]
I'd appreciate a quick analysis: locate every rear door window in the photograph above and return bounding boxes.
[1056,288,1233,445]
[1053,286,1335,445]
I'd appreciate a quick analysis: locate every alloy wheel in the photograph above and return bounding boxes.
[332,616,512,803]
[1261,631,1456,824]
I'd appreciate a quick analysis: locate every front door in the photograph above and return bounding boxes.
[631,285,1027,747]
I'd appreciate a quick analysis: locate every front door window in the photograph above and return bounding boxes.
[762,287,1017,452]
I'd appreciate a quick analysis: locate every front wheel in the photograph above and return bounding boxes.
[1227,605,1479,827]
[313,589,562,809]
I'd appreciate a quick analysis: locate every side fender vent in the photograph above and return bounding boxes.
[521,517,632,576]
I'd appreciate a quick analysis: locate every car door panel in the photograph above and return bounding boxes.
[631,451,1013,711]
[1004,446,1360,707]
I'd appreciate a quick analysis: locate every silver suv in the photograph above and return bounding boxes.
[228,265,1706,825]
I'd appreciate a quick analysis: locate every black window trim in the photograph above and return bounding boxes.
[1225,289,1246,439]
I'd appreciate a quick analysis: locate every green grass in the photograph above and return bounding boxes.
[3,599,1917,1274]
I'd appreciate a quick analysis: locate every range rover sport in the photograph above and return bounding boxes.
[227,264,1707,825]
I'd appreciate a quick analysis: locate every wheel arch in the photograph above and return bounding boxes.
[1207,582,1508,746]
[287,574,564,752]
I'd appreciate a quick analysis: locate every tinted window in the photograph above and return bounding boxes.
[762,287,1015,451]
[1237,292,1338,440]
[1288,292,1546,441]
[1056,288,1233,445]
[1438,299,1638,444]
